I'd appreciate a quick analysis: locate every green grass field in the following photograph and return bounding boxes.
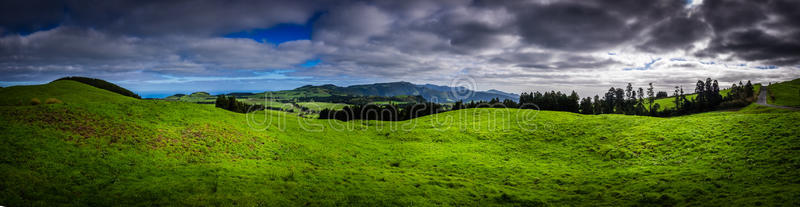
[239,99,294,109]
[296,102,348,111]
[369,101,408,105]
[1,80,799,206]
[768,79,800,106]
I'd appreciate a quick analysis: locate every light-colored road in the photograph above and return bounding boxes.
[756,86,799,110]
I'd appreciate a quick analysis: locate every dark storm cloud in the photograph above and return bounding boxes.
[513,55,619,71]
[0,0,66,35]
[703,29,800,65]
[637,16,710,52]
[511,0,685,51]
[2,0,800,94]
[1,0,321,36]
[443,21,506,51]
[488,52,553,65]
[514,2,635,51]
[700,0,768,33]
[698,0,800,66]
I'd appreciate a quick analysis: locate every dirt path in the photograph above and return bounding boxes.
[757,86,800,110]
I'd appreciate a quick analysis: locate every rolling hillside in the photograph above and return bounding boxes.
[768,79,800,107]
[1,80,799,206]
[165,92,216,103]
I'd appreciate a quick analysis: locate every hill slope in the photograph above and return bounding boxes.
[1,81,799,206]
[54,76,141,99]
[768,78,800,107]
[0,80,139,106]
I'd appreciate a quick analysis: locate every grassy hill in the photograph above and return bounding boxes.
[768,79,800,107]
[296,102,348,111]
[165,92,217,103]
[54,76,141,99]
[1,80,799,206]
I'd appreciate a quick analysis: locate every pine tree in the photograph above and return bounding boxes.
[674,86,681,111]
[593,95,601,115]
[745,80,754,98]
[647,83,655,114]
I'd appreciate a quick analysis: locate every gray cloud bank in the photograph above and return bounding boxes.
[1,0,799,97]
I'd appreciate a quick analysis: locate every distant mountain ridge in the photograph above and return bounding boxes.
[289,81,518,102]
[163,81,519,104]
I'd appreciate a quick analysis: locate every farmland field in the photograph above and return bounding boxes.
[369,101,408,105]
[296,102,348,111]
[1,80,799,206]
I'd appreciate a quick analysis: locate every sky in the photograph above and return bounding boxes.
[1,0,799,98]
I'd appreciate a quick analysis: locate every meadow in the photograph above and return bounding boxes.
[1,80,799,206]
[768,79,800,106]
[296,102,348,111]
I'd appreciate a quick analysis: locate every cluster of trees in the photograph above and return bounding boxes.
[451,98,519,110]
[726,81,756,102]
[719,80,756,108]
[578,79,757,117]
[214,95,265,113]
[580,83,649,115]
[518,91,580,112]
[656,91,669,99]
[290,103,311,113]
[318,103,443,121]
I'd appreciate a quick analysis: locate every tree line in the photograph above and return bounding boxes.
[451,97,520,110]
[577,78,756,117]
[318,102,444,121]
[214,95,265,113]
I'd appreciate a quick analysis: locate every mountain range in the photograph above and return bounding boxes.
[282,81,518,103]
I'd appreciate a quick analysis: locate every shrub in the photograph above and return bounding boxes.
[45,98,62,104]
[30,98,41,105]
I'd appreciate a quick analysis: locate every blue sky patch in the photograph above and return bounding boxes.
[754,65,778,70]
[670,57,687,61]
[623,58,662,71]
[223,12,321,45]
[224,23,311,44]
[300,59,321,68]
